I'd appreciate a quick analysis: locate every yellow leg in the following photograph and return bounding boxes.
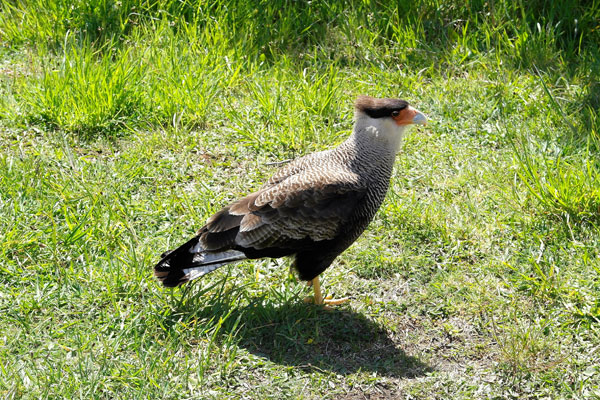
[304,276,349,306]
[312,276,324,304]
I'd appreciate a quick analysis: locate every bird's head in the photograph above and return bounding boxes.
[353,95,427,151]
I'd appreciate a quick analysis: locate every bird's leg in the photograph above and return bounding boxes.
[255,264,261,281]
[304,276,349,306]
[311,276,324,304]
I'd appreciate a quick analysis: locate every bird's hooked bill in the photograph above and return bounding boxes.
[411,108,427,125]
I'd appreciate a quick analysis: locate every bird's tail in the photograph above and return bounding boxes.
[154,236,247,287]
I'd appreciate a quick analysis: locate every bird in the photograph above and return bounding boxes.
[154,95,427,305]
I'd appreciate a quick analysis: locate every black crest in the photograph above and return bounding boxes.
[354,96,408,118]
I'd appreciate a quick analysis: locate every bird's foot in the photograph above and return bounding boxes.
[303,276,349,308]
[322,296,350,305]
[303,295,350,307]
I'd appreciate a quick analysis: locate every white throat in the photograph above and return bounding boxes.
[352,112,409,154]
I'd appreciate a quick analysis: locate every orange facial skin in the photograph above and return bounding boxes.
[392,106,421,126]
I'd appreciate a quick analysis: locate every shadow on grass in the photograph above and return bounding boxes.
[235,302,431,378]
[164,284,431,378]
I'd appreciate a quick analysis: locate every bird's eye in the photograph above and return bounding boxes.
[391,110,400,117]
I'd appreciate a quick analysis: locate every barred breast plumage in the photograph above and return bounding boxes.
[154,96,427,297]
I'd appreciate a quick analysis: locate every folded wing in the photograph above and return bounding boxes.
[201,164,366,253]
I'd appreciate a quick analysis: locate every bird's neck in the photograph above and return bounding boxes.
[344,120,404,161]
[332,127,398,184]
[350,116,405,155]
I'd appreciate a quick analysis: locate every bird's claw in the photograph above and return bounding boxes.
[303,295,350,307]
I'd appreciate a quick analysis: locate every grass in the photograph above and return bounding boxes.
[1,0,600,398]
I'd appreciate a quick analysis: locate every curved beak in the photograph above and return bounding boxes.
[411,108,427,125]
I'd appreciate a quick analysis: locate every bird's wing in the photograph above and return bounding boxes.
[203,165,367,251]
[261,149,334,188]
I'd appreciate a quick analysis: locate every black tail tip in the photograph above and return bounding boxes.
[154,259,189,287]
[160,249,174,258]
[154,269,189,287]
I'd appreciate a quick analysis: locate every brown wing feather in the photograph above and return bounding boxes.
[229,192,260,215]
[261,149,333,189]
[200,157,366,253]
[236,168,366,248]
[239,213,264,232]
[205,208,243,233]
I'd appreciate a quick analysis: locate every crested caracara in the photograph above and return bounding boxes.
[154,95,427,305]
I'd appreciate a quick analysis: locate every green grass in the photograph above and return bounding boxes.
[1,0,600,398]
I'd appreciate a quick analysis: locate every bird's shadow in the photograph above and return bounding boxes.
[162,284,431,378]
